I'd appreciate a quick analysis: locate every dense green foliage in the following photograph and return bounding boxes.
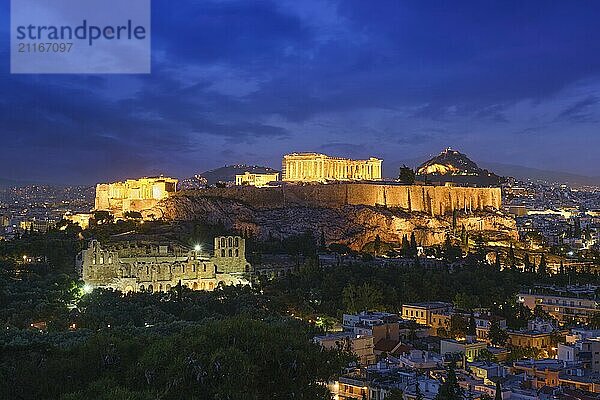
[1,225,84,331]
[0,270,79,330]
[1,316,350,399]
[263,259,600,328]
[0,284,352,399]
[398,165,416,185]
[488,320,509,346]
[0,223,83,274]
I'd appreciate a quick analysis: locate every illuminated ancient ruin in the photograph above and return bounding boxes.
[94,176,178,217]
[235,171,280,187]
[77,236,251,293]
[282,153,382,182]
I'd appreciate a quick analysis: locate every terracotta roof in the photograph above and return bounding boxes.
[375,339,401,352]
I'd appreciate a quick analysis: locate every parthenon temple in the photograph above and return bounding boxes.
[282,153,382,182]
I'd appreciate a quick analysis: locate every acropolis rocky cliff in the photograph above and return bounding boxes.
[148,183,516,250]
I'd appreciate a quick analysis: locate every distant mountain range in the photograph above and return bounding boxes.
[0,178,36,188]
[0,179,15,188]
[198,165,280,185]
[479,162,600,186]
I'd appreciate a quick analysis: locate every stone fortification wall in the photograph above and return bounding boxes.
[175,183,501,216]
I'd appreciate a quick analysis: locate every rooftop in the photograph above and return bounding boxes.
[513,358,567,371]
[314,332,371,341]
[559,371,600,384]
[441,338,485,346]
[403,301,453,309]
[520,284,599,300]
[374,339,401,353]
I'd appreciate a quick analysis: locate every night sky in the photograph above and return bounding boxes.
[1,1,600,184]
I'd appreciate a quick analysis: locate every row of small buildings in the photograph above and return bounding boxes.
[518,285,600,325]
[314,292,600,400]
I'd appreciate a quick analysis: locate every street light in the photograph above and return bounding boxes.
[194,244,201,252]
[83,284,93,294]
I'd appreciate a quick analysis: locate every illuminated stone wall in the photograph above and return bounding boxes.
[212,236,249,273]
[235,172,280,187]
[77,236,251,293]
[282,153,382,182]
[94,176,178,217]
[172,183,502,216]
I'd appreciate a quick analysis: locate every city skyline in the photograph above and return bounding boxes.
[2,1,600,184]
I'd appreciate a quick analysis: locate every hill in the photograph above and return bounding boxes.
[153,184,516,250]
[415,148,502,186]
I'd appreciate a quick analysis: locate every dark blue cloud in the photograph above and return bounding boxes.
[152,1,313,65]
[556,96,600,123]
[1,0,600,183]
